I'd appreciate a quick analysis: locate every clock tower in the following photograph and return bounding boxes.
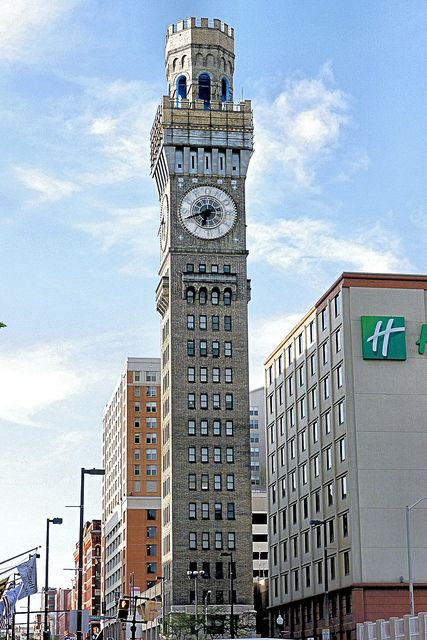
[151,17,254,630]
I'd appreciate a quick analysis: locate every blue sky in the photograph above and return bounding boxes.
[1,0,427,595]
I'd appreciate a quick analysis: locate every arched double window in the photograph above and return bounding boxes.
[176,75,187,107]
[223,288,232,306]
[211,288,220,305]
[186,287,195,304]
[199,288,207,305]
[198,73,211,108]
[221,77,230,102]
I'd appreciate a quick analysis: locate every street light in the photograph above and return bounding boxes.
[221,552,235,639]
[406,495,427,617]
[310,519,329,629]
[187,570,205,638]
[44,518,63,640]
[204,590,211,633]
[76,468,105,640]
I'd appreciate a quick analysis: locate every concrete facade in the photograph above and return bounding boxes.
[151,17,254,633]
[265,273,427,639]
[101,358,161,640]
[250,387,267,491]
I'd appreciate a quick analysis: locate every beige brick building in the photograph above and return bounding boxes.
[151,17,254,635]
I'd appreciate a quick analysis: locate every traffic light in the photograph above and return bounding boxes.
[117,597,131,620]
[90,623,100,640]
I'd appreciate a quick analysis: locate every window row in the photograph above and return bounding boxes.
[269,370,343,418]
[134,464,158,476]
[187,366,233,383]
[188,473,235,491]
[134,417,158,429]
[280,353,343,399]
[188,501,236,520]
[188,446,235,463]
[276,550,350,597]
[188,393,234,410]
[189,530,236,550]
[274,436,346,473]
[133,371,158,383]
[134,432,157,444]
[186,287,232,306]
[187,314,232,331]
[133,447,158,459]
[188,419,234,437]
[187,340,232,357]
[186,263,232,275]
[273,514,349,563]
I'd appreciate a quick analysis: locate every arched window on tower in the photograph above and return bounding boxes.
[186,287,195,304]
[198,73,211,109]
[199,288,207,305]
[221,77,230,103]
[176,75,187,107]
[223,288,232,306]
[211,288,220,305]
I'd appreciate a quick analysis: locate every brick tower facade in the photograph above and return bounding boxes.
[151,17,254,632]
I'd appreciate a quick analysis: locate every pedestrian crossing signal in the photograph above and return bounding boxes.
[117,597,131,620]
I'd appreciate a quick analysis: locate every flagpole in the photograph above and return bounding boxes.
[0,548,41,567]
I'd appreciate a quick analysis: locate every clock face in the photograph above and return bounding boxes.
[179,186,237,240]
[159,194,168,250]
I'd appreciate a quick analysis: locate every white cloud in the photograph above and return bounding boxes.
[0,344,88,426]
[250,63,353,191]
[0,0,77,62]
[15,166,79,203]
[249,313,302,388]
[77,205,160,276]
[248,217,409,278]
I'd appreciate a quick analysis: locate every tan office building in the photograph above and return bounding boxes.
[265,273,427,639]
[102,358,161,640]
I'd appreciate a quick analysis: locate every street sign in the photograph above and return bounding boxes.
[69,611,89,633]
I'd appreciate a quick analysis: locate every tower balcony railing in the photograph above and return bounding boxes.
[150,96,253,169]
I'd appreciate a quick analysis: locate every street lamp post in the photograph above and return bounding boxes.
[310,519,329,629]
[76,468,105,640]
[204,590,211,633]
[187,570,205,638]
[44,518,63,640]
[406,495,427,617]
[221,552,235,639]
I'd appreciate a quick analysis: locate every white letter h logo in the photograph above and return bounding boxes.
[367,318,405,357]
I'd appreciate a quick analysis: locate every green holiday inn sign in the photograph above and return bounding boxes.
[361,316,427,360]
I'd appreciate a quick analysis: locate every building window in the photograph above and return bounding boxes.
[215,532,223,549]
[323,376,330,399]
[200,367,208,383]
[310,387,317,410]
[335,328,342,352]
[291,470,296,492]
[211,288,220,305]
[321,342,328,365]
[189,532,197,549]
[334,293,341,317]
[226,474,234,490]
[215,503,222,520]
[312,421,319,443]
[200,393,208,409]
[225,394,233,410]
[200,315,207,330]
[187,340,195,356]
[214,474,222,490]
[341,475,348,499]
[225,420,233,436]
[146,465,157,476]
[313,455,320,477]
[330,556,336,580]
[188,447,196,463]
[224,315,232,331]
[201,474,209,490]
[186,288,195,304]
[338,400,345,425]
[212,368,220,383]
[188,393,196,409]
[223,289,232,306]
[202,503,209,519]
[189,503,196,519]
[201,447,209,463]
[214,447,222,463]
[134,465,140,476]
[200,340,208,357]
[146,433,156,444]
[226,447,234,463]
[146,448,157,460]
[324,411,331,434]
[213,420,221,436]
[225,368,233,383]
[228,532,236,549]
[336,364,343,388]
[200,420,208,436]
[199,288,207,304]
[146,417,156,429]
[339,437,346,462]
[187,314,195,330]
[227,503,235,520]
[212,341,220,357]
[188,474,196,490]
[343,550,350,575]
[146,402,157,412]
[299,397,306,419]
[342,513,349,537]
[224,341,232,357]
[202,532,210,549]
[321,307,328,331]
[212,315,220,331]
[326,446,332,470]
[310,353,316,376]
[301,463,308,485]
[327,482,334,506]
[187,367,195,382]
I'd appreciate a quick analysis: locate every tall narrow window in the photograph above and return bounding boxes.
[221,77,230,102]
[176,75,187,106]
[198,73,211,107]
